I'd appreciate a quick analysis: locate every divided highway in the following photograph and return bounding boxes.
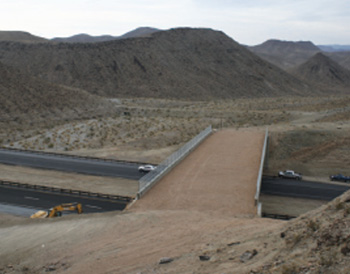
[0,185,128,217]
[0,148,143,180]
[262,176,350,200]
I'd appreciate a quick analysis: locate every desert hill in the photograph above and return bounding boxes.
[249,39,321,70]
[318,44,350,52]
[51,33,117,43]
[325,51,350,71]
[51,27,160,43]
[0,28,315,100]
[250,39,350,72]
[0,61,115,126]
[290,52,350,92]
[0,31,48,43]
[118,27,160,39]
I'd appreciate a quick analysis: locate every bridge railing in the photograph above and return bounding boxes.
[138,125,212,198]
[255,128,269,216]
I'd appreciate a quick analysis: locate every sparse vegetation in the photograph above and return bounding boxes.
[0,28,350,274]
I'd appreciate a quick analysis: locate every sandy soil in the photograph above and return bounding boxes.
[1,94,350,273]
[0,128,281,274]
[132,129,264,216]
[0,210,284,274]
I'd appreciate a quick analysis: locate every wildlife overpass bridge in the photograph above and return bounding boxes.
[132,129,266,216]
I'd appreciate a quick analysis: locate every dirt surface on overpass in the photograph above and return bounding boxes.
[131,129,265,216]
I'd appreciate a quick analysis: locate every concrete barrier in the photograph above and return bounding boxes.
[255,128,269,216]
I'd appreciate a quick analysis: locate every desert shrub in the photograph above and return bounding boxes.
[43,137,51,144]
[335,199,345,210]
[320,251,337,267]
[281,263,299,274]
[307,220,320,232]
[344,205,350,216]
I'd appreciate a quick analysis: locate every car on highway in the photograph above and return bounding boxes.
[138,164,156,173]
[278,170,302,180]
[330,174,350,182]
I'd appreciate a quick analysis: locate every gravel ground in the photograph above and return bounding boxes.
[131,129,264,216]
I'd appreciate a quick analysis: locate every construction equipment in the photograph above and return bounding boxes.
[30,203,83,218]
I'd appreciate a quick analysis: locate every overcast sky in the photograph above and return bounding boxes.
[1,0,349,45]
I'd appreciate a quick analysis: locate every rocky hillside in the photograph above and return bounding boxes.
[0,28,315,100]
[249,39,321,70]
[256,190,350,273]
[0,31,48,43]
[250,39,350,72]
[290,53,350,92]
[118,27,160,39]
[0,61,115,126]
[325,51,350,71]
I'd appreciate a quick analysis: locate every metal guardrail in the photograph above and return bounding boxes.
[0,146,152,166]
[0,180,133,203]
[255,128,269,216]
[138,125,213,198]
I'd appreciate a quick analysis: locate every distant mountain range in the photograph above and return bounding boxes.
[0,27,160,44]
[0,27,349,51]
[0,27,349,125]
[249,39,321,69]
[248,39,350,71]
[318,45,350,52]
[0,28,321,100]
[51,27,160,43]
[0,31,47,43]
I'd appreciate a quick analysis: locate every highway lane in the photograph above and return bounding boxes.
[0,148,143,180]
[0,203,41,217]
[0,185,128,217]
[262,177,350,200]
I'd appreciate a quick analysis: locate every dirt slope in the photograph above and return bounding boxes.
[0,28,314,99]
[0,210,282,274]
[132,129,264,216]
[2,182,350,273]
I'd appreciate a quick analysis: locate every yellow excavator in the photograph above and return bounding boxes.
[30,203,83,218]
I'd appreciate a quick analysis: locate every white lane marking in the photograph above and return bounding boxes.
[86,204,102,209]
[24,196,39,201]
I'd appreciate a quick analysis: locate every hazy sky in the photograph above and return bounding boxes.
[1,0,349,45]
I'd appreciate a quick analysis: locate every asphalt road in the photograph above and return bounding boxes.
[0,185,128,217]
[262,177,350,200]
[0,148,143,180]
